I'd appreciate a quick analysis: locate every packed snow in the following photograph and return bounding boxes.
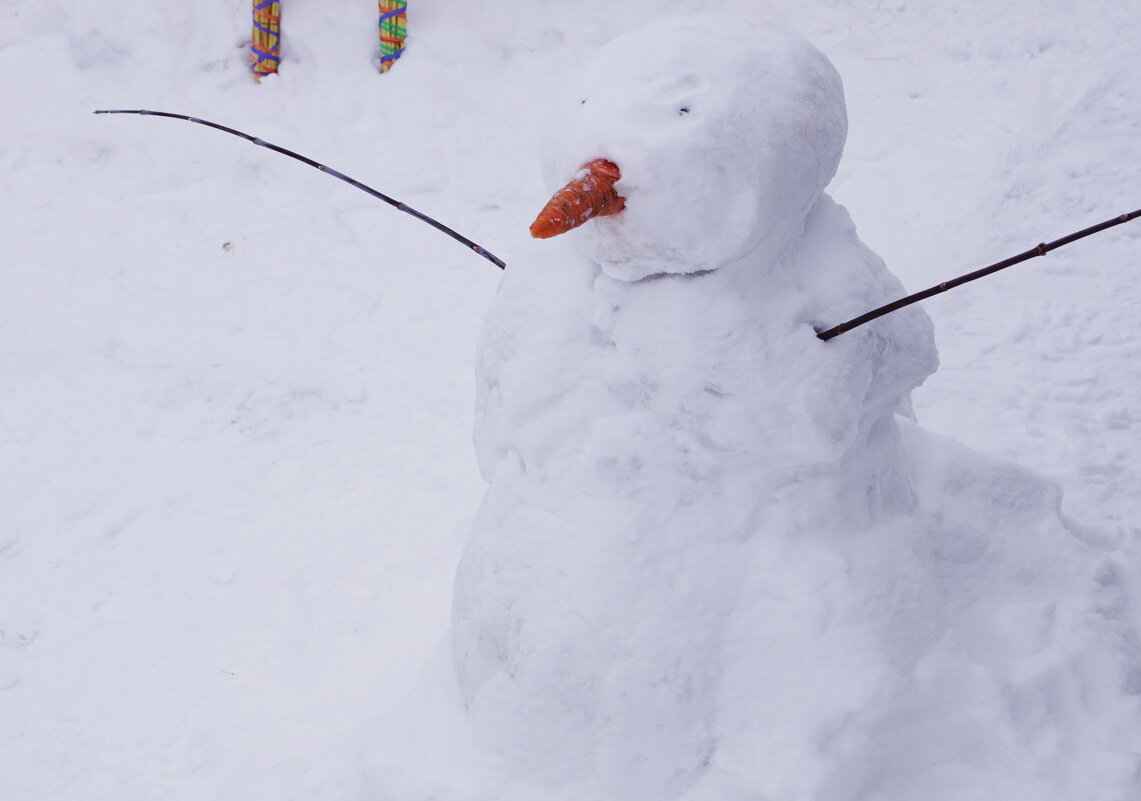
[1,2,1138,800]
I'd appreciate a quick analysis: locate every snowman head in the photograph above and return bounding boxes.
[533,16,848,281]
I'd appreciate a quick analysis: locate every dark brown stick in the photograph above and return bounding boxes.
[816,209,1141,341]
[93,109,507,270]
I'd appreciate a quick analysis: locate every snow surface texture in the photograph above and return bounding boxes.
[1,1,1138,800]
[448,15,1141,801]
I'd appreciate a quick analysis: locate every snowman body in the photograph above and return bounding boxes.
[452,16,1140,801]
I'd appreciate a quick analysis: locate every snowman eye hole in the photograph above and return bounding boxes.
[678,106,691,116]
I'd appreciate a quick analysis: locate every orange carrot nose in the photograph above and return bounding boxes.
[529,159,626,239]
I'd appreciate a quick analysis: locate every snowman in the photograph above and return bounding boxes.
[450,15,1141,801]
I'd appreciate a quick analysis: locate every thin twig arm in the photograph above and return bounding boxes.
[93,109,507,270]
[815,209,1141,341]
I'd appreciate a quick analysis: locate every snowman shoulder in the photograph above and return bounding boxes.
[791,195,939,406]
[473,243,601,480]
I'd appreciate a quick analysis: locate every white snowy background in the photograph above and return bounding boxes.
[1,1,1138,799]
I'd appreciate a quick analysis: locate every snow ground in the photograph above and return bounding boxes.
[1,1,1138,799]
